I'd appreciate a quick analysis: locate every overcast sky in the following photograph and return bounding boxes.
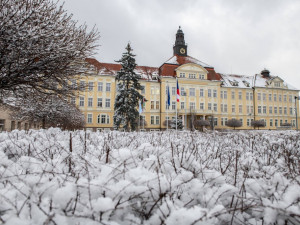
[64,0,300,90]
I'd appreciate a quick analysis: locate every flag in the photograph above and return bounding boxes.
[176,79,180,102]
[167,85,170,106]
[139,100,143,114]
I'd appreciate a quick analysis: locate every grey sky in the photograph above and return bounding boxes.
[64,0,300,90]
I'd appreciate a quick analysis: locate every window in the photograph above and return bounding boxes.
[246,93,249,100]
[208,89,212,97]
[213,90,217,98]
[199,74,205,79]
[258,106,262,114]
[270,119,273,127]
[269,94,272,101]
[190,102,195,110]
[172,87,176,95]
[181,102,185,109]
[213,103,217,112]
[151,116,154,125]
[70,97,76,105]
[156,116,159,125]
[238,92,242,100]
[284,107,287,115]
[190,88,195,96]
[156,101,159,109]
[80,81,85,89]
[88,97,93,107]
[98,82,103,91]
[141,86,145,94]
[274,107,278,114]
[279,107,282,114]
[224,91,227,99]
[289,95,292,102]
[155,87,160,95]
[179,72,185,78]
[189,73,196,79]
[250,93,253,100]
[181,87,185,95]
[280,120,283,126]
[232,105,235,113]
[87,114,92,124]
[279,95,282,102]
[98,114,109,124]
[284,95,287,102]
[208,103,212,111]
[151,101,155,109]
[88,82,94,91]
[214,118,218,126]
[221,118,228,126]
[239,119,243,126]
[71,80,76,88]
[106,83,111,92]
[172,101,176,110]
[275,119,278,127]
[221,104,227,113]
[269,106,272,114]
[79,97,84,107]
[274,94,277,101]
[97,98,102,107]
[0,119,5,131]
[231,91,235,100]
[200,102,204,110]
[263,93,266,101]
[239,105,242,113]
[274,82,280,87]
[263,106,266,114]
[221,91,223,99]
[200,89,204,97]
[151,116,159,125]
[257,93,261,101]
[151,87,154,95]
[105,99,110,108]
[290,107,293,115]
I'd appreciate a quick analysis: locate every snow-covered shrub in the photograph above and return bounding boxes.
[0,129,299,224]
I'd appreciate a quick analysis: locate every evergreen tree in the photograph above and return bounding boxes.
[113,43,144,131]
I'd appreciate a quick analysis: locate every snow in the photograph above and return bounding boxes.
[0,129,299,224]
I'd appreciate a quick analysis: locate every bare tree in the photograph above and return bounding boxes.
[226,119,242,130]
[11,95,85,130]
[0,0,99,101]
[194,120,210,131]
[251,120,266,130]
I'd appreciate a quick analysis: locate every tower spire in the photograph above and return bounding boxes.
[173,26,187,56]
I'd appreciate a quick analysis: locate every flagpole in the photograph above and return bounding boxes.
[176,77,178,132]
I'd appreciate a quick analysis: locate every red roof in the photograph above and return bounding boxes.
[86,55,221,81]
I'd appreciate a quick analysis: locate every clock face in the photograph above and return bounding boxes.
[180,48,186,54]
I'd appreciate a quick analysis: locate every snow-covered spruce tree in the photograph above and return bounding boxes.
[170,118,183,130]
[0,0,99,101]
[113,43,144,131]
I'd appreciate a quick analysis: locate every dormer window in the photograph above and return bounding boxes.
[243,80,250,87]
[229,80,239,86]
[199,74,205,80]
[274,82,280,87]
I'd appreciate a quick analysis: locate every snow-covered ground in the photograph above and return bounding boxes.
[0,129,299,225]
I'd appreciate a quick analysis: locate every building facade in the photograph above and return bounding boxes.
[77,27,299,131]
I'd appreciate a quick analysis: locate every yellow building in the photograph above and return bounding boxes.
[77,27,299,131]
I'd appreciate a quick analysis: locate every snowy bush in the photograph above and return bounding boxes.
[0,129,299,224]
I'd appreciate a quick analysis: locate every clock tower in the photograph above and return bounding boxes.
[173,26,187,56]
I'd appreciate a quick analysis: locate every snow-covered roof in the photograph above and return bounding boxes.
[164,55,213,68]
[220,73,298,90]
